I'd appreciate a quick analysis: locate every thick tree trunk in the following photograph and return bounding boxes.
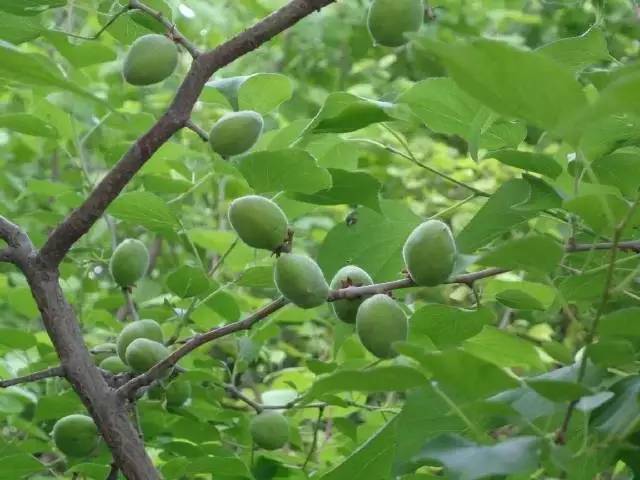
[24,263,160,480]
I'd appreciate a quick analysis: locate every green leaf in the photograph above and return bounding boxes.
[477,235,563,274]
[0,0,65,16]
[238,73,293,114]
[108,191,179,234]
[591,375,640,440]
[564,193,634,233]
[464,326,545,370]
[484,279,556,311]
[303,92,393,134]
[303,366,427,403]
[0,329,37,349]
[34,392,83,421]
[0,454,44,477]
[537,27,610,74]
[45,31,117,68]
[591,148,640,197]
[236,266,274,289]
[0,113,58,138]
[166,266,211,298]
[409,305,493,349]
[588,340,636,367]
[406,434,540,480]
[525,379,590,402]
[424,38,587,134]
[598,308,640,338]
[293,169,381,212]
[0,12,42,44]
[186,456,250,476]
[235,149,331,194]
[487,150,563,179]
[318,200,421,281]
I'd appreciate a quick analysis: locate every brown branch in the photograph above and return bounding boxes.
[39,0,337,268]
[0,248,14,263]
[0,366,65,387]
[566,239,640,253]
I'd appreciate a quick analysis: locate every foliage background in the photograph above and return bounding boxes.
[2,0,640,478]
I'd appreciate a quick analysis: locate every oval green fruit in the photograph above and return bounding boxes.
[402,219,457,286]
[274,254,329,309]
[165,380,191,407]
[123,34,178,86]
[250,411,289,450]
[125,338,170,374]
[147,383,165,401]
[209,110,263,158]
[109,238,149,288]
[99,356,130,374]
[52,414,99,457]
[228,195,288,251]
[330,265,374,323]
[356,294,407,359]
[367,0,424,47]
[91,342,116,365]
[116,319,163,362]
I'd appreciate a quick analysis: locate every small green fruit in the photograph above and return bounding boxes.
[330,265,374,323]
[228,195,289,251]
[165,380,191,407]
[402,220,457,286]
[367,0,424,47]
[356,294,407,359]
[274,254,329,309]
[99,356,130,374]
[116,319,163,362]
[109,238,149,288]
[209,110,263,158]
[147,383,165,400]
[123,34,178,86]
[250,411,289,450]
[125,338,170,374]
[52,414,99,457]
[92,343,116,365]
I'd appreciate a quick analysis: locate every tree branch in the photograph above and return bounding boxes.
[0,366,65,387]
[39,0,337,268]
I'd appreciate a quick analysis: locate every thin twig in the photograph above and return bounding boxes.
[185,120,209,142]
[123,288,140,322]
[222,383,263,412]
[52,5,130,41]
[303,406,325,471]
[0,366,65,388]
[209,238,239,276]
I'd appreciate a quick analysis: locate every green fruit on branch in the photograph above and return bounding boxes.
[330,265,374,323]
[367,0,424,47]
[274,253,329,309]
[116,319,163,362]
[402,219,457,286]
[125,338,170,374]
[99,356,130,374]
[165,380,192,407]
[250,411,289,450]
[52,414,99,457]
[209,110,264,158]
[91,342,116,365]
[228,195,289,251]
[147,383,165,400]
[109,238,149,288]
[123,34,178,86]
[356,294,407,359]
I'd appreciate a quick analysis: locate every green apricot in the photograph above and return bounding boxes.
[123,34,178,86]
[209,110,264,158]
[228,195,288,251]
[91,343,116,365]
[402,219,457,286]
[109,238,149,288]
[165,380,192,407]
[52,414,99,457]
[330,265,374,323]
[147,383,165,400]
[125,338,170,374]
[367,0,424,47]
[356,294,407,359]
[116,319,163,362]
[99,356,130,374]
[274,253,329,309]
[250,411,289,450]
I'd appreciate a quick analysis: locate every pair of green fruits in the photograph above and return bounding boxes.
[228,195,458,359]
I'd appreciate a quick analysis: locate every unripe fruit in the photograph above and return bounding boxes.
[274,254,329,309]
[402,220,457,287]
[330,265,374,323]
[367,0,424,47]
[52,414,99,457]
[356,294,408,359]
[228,195,289,251]
[92,343,116,365]
[109,239,149,288]
[116,319,163,362]
[99,356,129,374]
[123,34,178,86]
[250,411,289,450]
[165,380,191,407]
[147,383,165,400]
[125,338,170,374]
[209,110,264,158]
